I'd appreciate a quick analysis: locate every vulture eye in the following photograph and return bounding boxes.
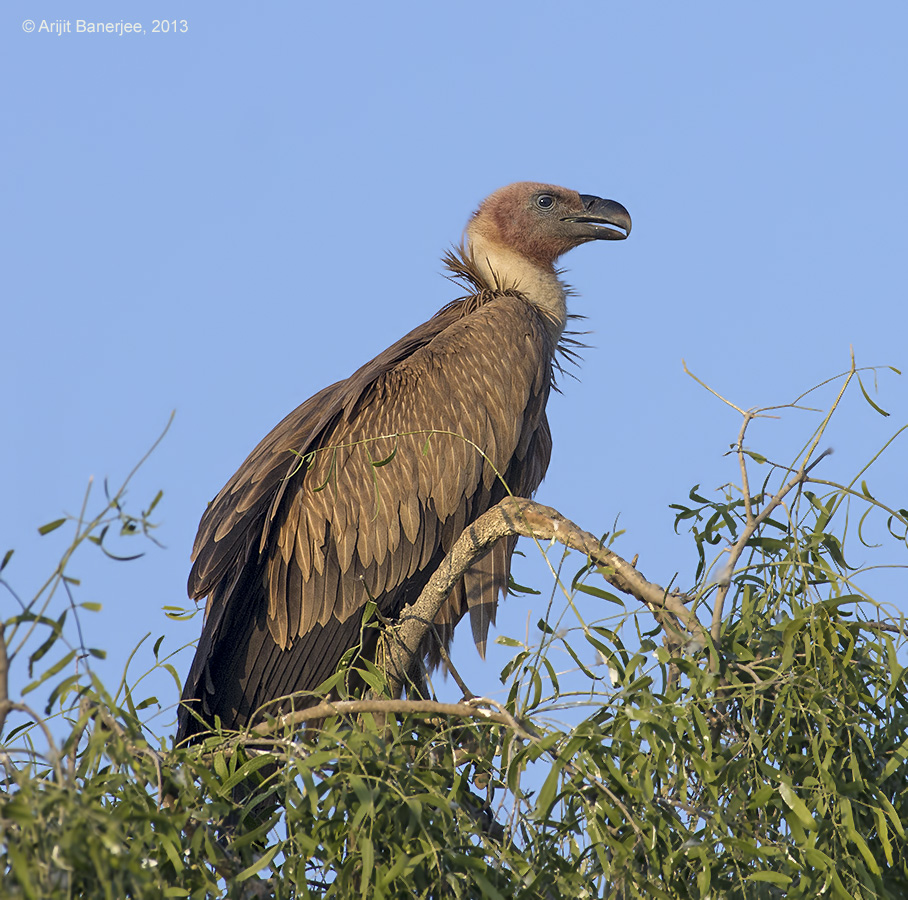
[535,194,556,210]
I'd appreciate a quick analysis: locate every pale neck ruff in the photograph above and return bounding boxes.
[466,233,567,340]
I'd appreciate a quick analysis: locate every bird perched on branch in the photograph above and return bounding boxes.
[177,182,631,742]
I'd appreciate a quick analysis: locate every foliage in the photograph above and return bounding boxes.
[2,366,907,898]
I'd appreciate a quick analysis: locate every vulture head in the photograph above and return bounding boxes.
[464,182,632,331]
[467,182,631,267]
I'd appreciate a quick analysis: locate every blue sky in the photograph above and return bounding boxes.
[3,2,906,738]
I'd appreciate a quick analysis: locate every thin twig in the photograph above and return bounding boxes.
[683,360,745,414]
[0,701,65,784]
[710,449,832,651]
[736,413,756,527]
[0,624,8,737]
[433,641,476,700]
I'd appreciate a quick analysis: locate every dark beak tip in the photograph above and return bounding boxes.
[575,195,632,240]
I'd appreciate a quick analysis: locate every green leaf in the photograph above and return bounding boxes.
[4,721,35,742]
[880,737,908,779]
[839,797,881,874]
[746,871,792,885]
[575,583,624,605]
[46,673,83,711]
[536,757,566,817]
[871,803,894,865]
[804,848,835,870]
[38,517,66,535]
[236,842,280,881]
[507,574,540,595]
[22,649,77,695]
[5,842,38,900]
[777,782,816,830]
[562,638,597,680]
[495,636,524,648]
[876,792,906,839]
[159,833,184,873]
[857,375,890,416]
[145,489,164,515]
[2,796,36,826]
[360,833,375,893]
[213,751,229,781]
[27,611,66,672]
[370,445,398,467]
[472,870,507,900]
[222,753,282,792]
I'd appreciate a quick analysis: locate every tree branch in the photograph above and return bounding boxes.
[377,497,707,698]
[249,696,539,740]
[243,694,644,840]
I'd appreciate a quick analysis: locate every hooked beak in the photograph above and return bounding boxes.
[562,195,632,240]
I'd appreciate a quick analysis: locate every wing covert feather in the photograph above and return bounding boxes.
[272,297,552,641]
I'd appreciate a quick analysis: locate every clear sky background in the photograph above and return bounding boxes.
[3,3,906,739]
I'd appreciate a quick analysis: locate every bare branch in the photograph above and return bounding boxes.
[864,620,908,637]
[377,497,707,698]
[250,696,539,741]
[235,693,648,840]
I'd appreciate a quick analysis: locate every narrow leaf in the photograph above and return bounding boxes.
[371,445,398,467]
[857,376,890,416]
[22,649,77,695]
[575,583,624,605]
[236,843,280,881]
[38,518,66,536]
[145,489,164,515]
[778,782,816,830]
[747,872,791,885]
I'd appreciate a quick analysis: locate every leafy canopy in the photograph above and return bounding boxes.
[2,361,907,899]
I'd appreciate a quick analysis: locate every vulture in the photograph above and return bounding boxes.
[177,182,631,742]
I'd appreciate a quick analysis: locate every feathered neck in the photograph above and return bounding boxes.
[440,245,586,388]
[454,235,569,342]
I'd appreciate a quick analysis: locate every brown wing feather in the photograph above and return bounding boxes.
[177,288,555,742]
